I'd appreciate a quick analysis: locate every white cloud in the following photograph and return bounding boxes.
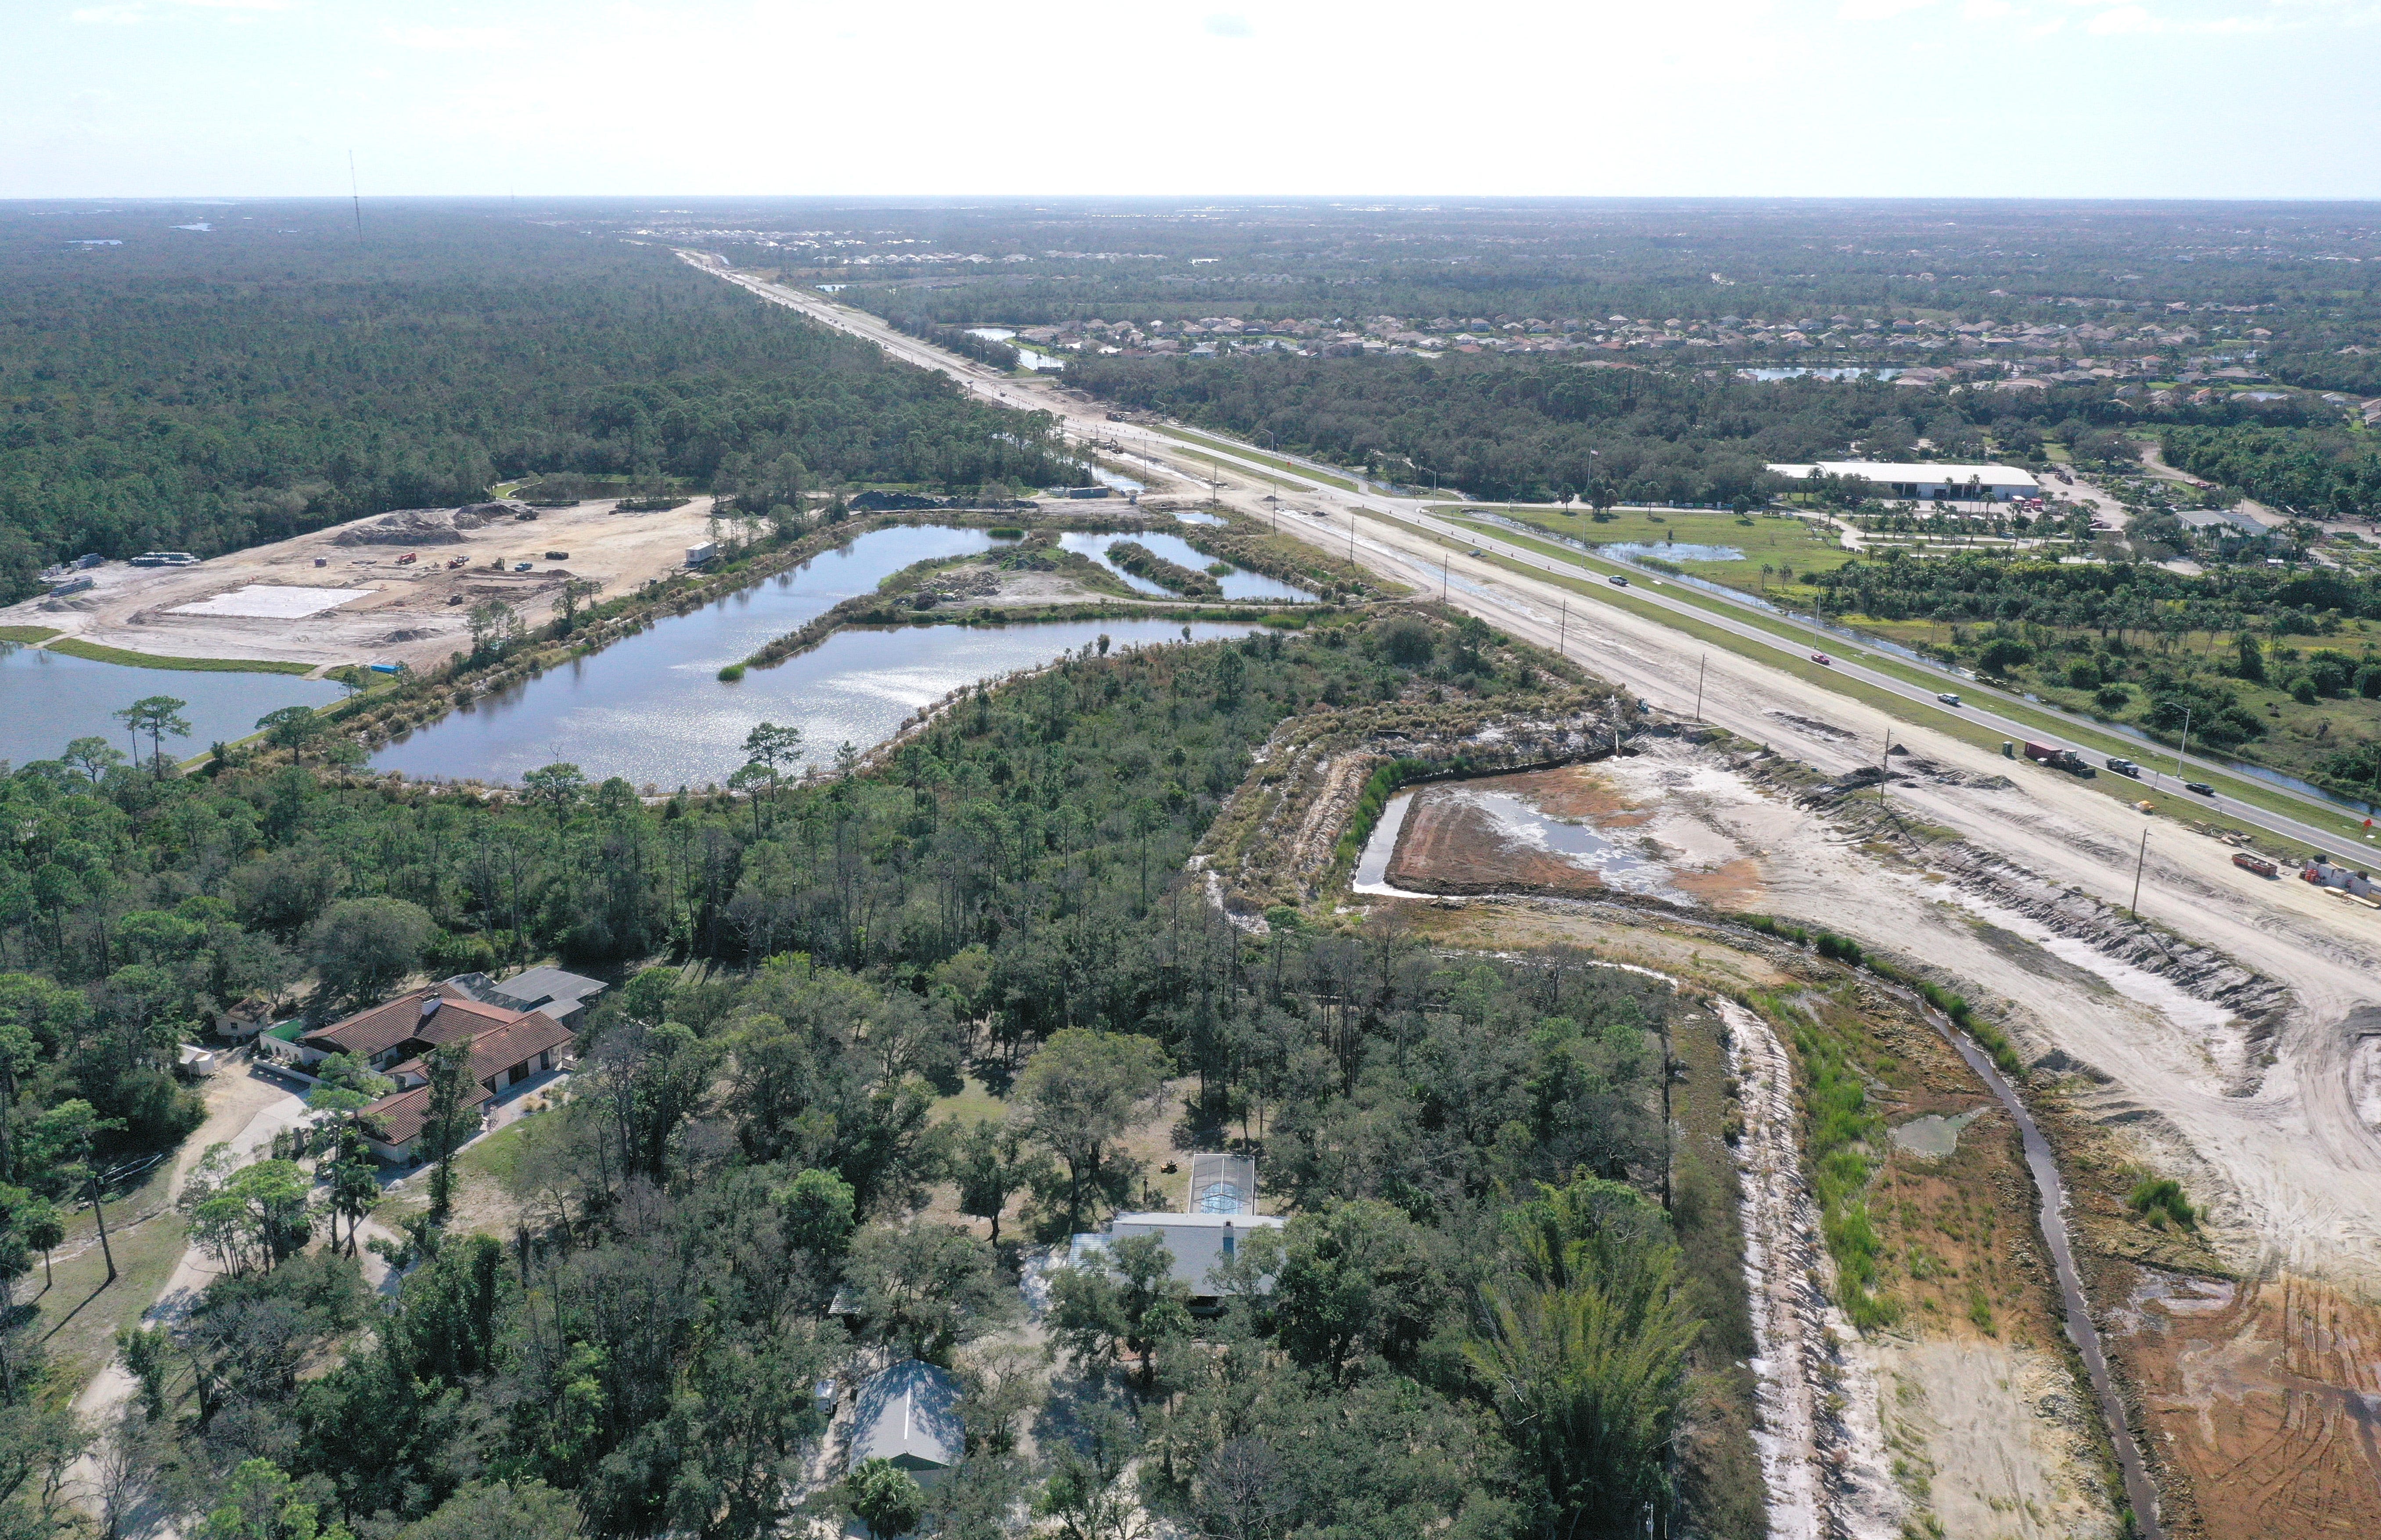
[68,3,145,20]
[1203,11,1255,36]
[1839,0,1933,18]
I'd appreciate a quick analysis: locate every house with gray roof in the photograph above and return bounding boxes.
[848,1360,964,1486]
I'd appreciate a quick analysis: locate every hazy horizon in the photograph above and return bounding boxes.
[9,0,2377,202]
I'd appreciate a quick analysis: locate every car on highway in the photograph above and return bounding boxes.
[1936,692,1962,706]
[1811,651,1833,665]
[2106,757,2141,778]
[2184,781,2216,796]
[1608,574,1629,587]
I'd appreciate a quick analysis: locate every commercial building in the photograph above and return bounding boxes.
[1765,461,2040,501]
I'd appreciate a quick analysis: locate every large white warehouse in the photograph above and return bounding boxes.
[1765,461,2040,501]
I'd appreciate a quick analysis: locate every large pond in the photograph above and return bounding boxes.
[1058,531,1313,602]
[967,328,1065,372]
[0,643,344,768]
[367,524,1259,787]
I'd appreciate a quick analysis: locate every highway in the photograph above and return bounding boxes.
[689,252,2378,866]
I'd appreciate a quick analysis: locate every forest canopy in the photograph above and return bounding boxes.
[0,205,1077,602]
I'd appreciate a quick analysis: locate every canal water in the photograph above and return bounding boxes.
[0,643,344,768]
[367,524,1261,788]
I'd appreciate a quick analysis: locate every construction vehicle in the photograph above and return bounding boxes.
[395,552,418,566]
[2233,852,2279,878]
[544,550,569,561]
[446,555,468,569]
[2022,741,2095,777]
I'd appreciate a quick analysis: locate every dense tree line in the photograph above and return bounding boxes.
[0,208,1078,601]
[0,617,1731,1539]
[2163,423,2381,519]
[1062,352,2263,505]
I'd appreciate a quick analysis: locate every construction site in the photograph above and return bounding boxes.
[2,495,720,672]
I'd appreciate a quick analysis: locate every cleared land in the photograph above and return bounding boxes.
[0,496,719,671]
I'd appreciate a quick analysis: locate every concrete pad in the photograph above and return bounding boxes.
[166,584,374,619]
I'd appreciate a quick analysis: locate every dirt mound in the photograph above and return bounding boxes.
[334,500,533,546]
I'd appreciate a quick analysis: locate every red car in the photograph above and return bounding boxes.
[1810,651,1833,665]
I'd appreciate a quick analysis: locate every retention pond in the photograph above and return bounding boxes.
[368,524,1260,788]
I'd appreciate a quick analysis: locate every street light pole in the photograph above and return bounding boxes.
[2175,707,2192,783]
[2131,829,2149,916]
[1694,655,1706,722]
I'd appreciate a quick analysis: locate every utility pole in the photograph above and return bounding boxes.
[2131,829,2149,916]
[348,151,363,244]
[87,1167,116,1283]
[1694,655,1706,722]
[1557,599,1568,656]
[1441,552,1449,603]
[2175,706,2192,783]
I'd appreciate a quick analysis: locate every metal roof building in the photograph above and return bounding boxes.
[1765,461,2040,501]
[848,1360,964,1485]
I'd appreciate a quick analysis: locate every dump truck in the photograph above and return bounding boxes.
[2021,741,2095,777]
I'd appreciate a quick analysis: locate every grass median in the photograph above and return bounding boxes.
[0,625,63,644]
[1410,516,2366,853]
[1157,427,1362,494]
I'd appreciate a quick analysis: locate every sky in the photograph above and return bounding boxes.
[4,0,2378,200]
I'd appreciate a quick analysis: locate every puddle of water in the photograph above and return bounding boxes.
[1888,1106,1987,1158]
[1352,791,1443,899]
[1087,465,1145,495]
[1058,531,1313,602]
[1597,540,1749,564]
[1461,788,1678,896]
[1172,511,1226,526]
[0,643,345,768]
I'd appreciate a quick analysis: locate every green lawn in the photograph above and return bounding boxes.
[0,625,62,644]
[47,639,320,675]
[931,1075,1008,1127]
[1457,506,1859,598]
[32,1170,190,1389]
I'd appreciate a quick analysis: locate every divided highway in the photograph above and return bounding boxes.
[687,252,2379,868]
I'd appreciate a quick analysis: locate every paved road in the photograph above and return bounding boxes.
[688,253,2378,864]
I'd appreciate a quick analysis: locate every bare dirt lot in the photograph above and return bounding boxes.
[1382,756,1771,907]
[2115,1269,2381,1540]
[3,496,719,671]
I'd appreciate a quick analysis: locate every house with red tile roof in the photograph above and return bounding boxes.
[298,986,574,1162]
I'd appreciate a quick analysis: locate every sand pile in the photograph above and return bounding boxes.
[334,500,534,546]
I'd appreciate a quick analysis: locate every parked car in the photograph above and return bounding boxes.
[1935,692,1962,706]
[513,561,533,572]
[2184,781,2216,796]
[1468,548,1484,557]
